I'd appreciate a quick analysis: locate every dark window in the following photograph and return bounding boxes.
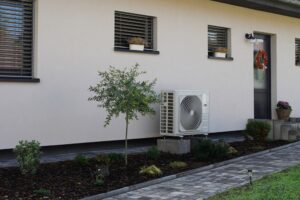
[208,25,230,57]
[0,0,33,78]
[115,11,155,50]
[296,38,300,66]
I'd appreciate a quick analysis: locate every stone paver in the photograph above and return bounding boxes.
[105,142,300,200]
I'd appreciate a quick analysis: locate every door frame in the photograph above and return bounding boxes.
[253,32,277,119]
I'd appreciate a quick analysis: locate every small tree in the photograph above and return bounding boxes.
[89,64,160,165]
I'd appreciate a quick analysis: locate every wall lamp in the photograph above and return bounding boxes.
[245,33,255,40]
[245,33,264,44]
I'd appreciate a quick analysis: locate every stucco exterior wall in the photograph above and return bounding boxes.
[1,0,300,149]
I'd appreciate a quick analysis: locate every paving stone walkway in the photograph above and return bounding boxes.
[104,142,300,200]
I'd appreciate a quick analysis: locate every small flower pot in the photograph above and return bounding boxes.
[129,44,144,51]
[276,109,292,121]
[214,52,226,58]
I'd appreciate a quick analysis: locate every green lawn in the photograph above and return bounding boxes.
[209,165,300,200]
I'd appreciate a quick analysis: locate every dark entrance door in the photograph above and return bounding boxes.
[254,33,271,119]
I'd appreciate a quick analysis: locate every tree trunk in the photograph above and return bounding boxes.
[125,114,129,166]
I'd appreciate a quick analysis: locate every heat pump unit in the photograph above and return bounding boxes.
[160,90,209,136]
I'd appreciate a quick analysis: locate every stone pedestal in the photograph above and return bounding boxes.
[288,130,299,141]
[280,123,298,141]
[157,139,190,154]
[273,120,285,140]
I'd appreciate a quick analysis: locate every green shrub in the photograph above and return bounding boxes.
[169,161,187,169]
[139,165,162,176]
[94,168,105,187]
[33,188,51,197]
[96,155,111,165]
[245,121,271,142]
[74,154,89,166]
[14,140,41,175]
[194,139,229,161]
[228,146,238,155]
[146,146,160,160]
[95,177,104,187]
[96,153,124,165]
[107,153,124,163]
[95,155,111,176]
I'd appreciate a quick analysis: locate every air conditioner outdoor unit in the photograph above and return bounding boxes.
[160,90,209,136]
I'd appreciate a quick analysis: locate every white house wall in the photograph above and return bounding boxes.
[1,0,300,149]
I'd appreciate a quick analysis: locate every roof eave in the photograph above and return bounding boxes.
[211,0,300,19]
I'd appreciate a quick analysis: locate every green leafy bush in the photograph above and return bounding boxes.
[96,155,111,165]
[107,153,124,163]
[96,153,124,165]
[139,165,162,176]
[194,139,229,161]
[74,154,89,166]
[95,177,104,187]
[169,161,187,169]
[245,121,271,142]
[146,146,161,160]
[94,168,105,187]
[33,188,51,197]
[14,140,41,175]
[228,146,238,155]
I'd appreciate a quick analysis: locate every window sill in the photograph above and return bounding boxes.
[208,56,234,61]
[0,77,40,83]
[114,47,160,55]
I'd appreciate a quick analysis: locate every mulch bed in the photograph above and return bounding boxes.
[0,140,290,200]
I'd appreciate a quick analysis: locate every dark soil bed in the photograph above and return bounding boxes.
[0,140,290,200]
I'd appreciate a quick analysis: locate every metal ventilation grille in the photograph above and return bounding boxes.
[160,92,174,134]
[180,96,202,130]
[0,0,33,78]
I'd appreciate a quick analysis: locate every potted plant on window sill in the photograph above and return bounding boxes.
[214,47,228,58]
[128,37,146,51]
[276,101,292,121]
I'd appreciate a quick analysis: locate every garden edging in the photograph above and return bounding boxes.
[81,141,300,200]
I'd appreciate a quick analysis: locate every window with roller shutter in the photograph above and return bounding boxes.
[208,25,231,58]
[0,0,34,79]
[114,11,155,51]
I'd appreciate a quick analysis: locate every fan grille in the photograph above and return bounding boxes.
[180,96,202,130]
